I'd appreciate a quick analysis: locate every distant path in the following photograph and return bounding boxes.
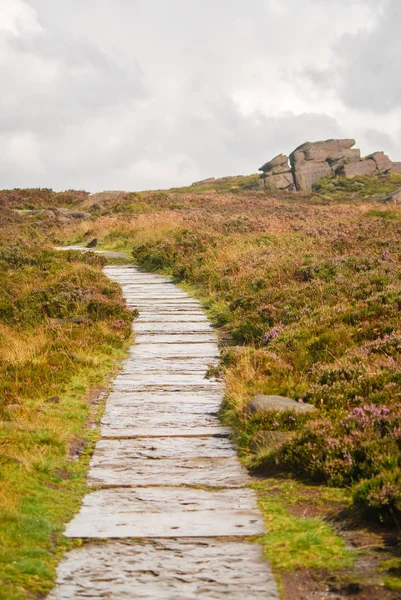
[48,262,279,599]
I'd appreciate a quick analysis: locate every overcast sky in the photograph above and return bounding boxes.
[1,0,400,192]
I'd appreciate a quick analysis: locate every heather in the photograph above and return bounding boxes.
[0,208,133,598]
[62,175,401,525]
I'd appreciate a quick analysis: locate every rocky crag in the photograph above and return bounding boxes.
[259,139,401,193]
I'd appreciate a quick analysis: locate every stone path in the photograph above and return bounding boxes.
[49,265,279,599]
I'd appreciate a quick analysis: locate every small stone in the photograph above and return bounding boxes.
[247,395,315,415]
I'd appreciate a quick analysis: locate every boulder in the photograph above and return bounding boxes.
[340,160,378,178]
[292,161,332,192]
[290,139,355,167]
[259,154,289,173]
[86,238,98,248]
[366,152,393,174]
[247,395,315,416]
[262,172,295,191]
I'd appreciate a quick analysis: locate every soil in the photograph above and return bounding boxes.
[280,492,401,600]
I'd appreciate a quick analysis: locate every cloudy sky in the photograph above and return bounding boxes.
[1,0,400,191]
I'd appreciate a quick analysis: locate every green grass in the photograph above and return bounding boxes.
[252,479,353,571]
[0,209,133,598]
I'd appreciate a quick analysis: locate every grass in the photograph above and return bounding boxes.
[252,478,353,572]
[0,205,133,598]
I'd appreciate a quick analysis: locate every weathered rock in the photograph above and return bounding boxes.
[90,203,105,212]
[262,172,295,191]
[380,189,401,204]
[259,154,289,173]
[340,160,378,178]
[389,162,401,173]
[290,139,355,167]
[330,149,361,173]
[366,152,393,174]
[48,540,279,600]
[86,238,98,248]
[292,161,332,192]
[247,395,315,415]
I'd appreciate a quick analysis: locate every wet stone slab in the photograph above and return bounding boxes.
[93,437,235,460]
[101,409,221,432]
[128,342,219,358]
[120,358,214,372]
[101,426,231,439]
[88,456,248,488]
[113,372,220,388]
[48,539,279,600]
[135,313,208,322]
[134,321,213,333]
[105,390,222,407]
[134,333,217,344]
[66,487,264,539]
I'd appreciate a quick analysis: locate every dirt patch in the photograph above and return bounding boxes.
[281,569,399,600]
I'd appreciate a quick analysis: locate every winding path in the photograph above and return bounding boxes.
[49,264,279,599]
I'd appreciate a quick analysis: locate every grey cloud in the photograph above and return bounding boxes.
[1,0,398,191]
[331,0,401,113]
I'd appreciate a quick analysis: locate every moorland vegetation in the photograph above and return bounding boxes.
[2,174,401,597]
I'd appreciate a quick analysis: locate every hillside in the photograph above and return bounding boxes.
[1,173,401,598]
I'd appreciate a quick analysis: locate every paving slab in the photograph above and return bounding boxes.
[104,396,220,413]
[128,342,218,358]
[134,333,217,344]
[88,454,248,488]
[113,372,220,387]
[101,410,222,433]
[66,486,263,538]
[93,437,235,460]
[105,390,222,406]
[102,406,220,427]
[120,358,214,372]
[136,313,209,322]
[134,321,213,333]
[48,540,279,599]
[101,426,231,439]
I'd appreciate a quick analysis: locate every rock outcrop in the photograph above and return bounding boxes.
[259,139,401,193]
[258,154,295,191]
